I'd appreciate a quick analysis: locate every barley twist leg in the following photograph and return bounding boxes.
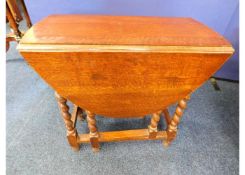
[86,111,100,152]
[148,110,162,138]
[55,92,80,151]
[163,95,190,147]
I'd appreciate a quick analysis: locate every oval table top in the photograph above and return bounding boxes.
[18,15,234,117]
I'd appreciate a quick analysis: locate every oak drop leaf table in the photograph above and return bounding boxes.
[17,15,234,152]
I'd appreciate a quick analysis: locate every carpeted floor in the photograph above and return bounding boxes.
[6,30,239,175]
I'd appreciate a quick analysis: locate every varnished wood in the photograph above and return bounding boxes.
[164,96,190,147]
[6,0,32,52]
[17,44,233,53]
[86,111,100,152]
[20,15,231,47]
[19,51,232,117]
[55,92,80,151]
[78,129,167,143]
[18,15,234,117]
[71,105,79,127]
[6,2,21,38]
[6,0,23,22]
[6,34,16,52]
[17,15,234,151]
[148,111,162,138]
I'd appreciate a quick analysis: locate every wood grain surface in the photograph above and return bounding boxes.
[20,15,231,47]
[18,15,234,118]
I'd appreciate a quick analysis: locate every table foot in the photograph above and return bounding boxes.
[163,140,170,147]
[71,145,80,152]
[92,147,100,153]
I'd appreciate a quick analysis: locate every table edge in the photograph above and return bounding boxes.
[17,44,234,54]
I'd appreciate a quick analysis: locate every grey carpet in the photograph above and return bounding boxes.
[6,29,238,175]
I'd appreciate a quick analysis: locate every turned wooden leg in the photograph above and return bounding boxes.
[86,111,100,152]
[163,95,190,147]
[55,92,80,151]
[148,110,162,139]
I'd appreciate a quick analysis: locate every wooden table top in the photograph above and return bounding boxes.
[18,15,234,117]
[19,15,232,50]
